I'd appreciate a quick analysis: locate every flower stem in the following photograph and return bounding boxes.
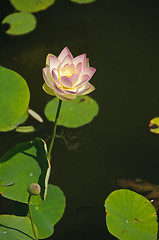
[28,195,38,240]
[47,99,62,161]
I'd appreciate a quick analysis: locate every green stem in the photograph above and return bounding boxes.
[47,99,62,161]
[28,195,38,240]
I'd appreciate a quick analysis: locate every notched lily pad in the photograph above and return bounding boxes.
[149,117,159,134]
[44,96,99,128]
[0,215,38,240]
[105,189,158,240]
[2,12,36,35]
[0,138,50,205]
[10,0,55,13]
[13,184,66,239]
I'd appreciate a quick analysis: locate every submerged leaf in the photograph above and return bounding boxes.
[105,189,158,240]
[2,12,36,35]
[44,96,99,128]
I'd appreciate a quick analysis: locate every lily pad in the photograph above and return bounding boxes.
[70,0,96,3]
[149,117,159,134]
[13,184,66,239]
[0,66,30,132]
[0,138,50,205]
[0,215,38,240]
[10,0,55,13]
[2,12,36,35]
[105,189,158,240]
[30,184,66,239]
[44,96,99,128]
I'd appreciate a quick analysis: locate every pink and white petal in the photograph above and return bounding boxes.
[69,74,79,85]
[73,54,86,67]
[58,47,73,62]
[77,83,95,95]
[43,83,56,96]
[60,76,73,88]
[82,67,96,79]
[75,62,82,75]
[46,53,56,67]
[61,55,73,69]
[49,55,60,71]
[52,69,61,87]
[42,67,53,87]
[75,74,90,87]
[52,82,66,95]
[61,64,75,76]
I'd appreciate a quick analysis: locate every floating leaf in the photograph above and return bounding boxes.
[70,0,95,3]
[15,126,35,133]
[44,96,99,128]
[105,189,158,240]
[13,184,66,239]
[149,117,159,134]
[10,0,55,13]
[0,215,38,240]
[0,66,30,132]
[2,12,36,35]
[30,184,66,239]
[0,138,50,205]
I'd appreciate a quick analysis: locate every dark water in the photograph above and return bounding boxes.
[1,0,159,239]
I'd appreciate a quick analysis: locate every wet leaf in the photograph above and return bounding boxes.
[44,96,99,128]
[105,189,158,240]
[0,138,50,205]
[0,66,30,132]
[10,0,55,13]
[0,215,38,240]
[2,12,36,35]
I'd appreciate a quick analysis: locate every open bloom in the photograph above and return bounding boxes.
[42,47,96,101]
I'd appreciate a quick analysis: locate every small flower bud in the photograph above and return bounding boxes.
[28,183,41,195]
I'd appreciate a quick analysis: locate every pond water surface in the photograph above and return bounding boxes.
[1,0,159,239]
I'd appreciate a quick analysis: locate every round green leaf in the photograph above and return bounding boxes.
[10,0,55,13]
[30,184,66,239]
[2,12,36,35]
[105,189,158,240]
[0,138,50,205]
[44,96,99,128]
[0,215,38,240]
[0,66,30,132]
[70,0,95,3]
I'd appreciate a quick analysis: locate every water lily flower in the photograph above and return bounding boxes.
[42,47,96,101]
